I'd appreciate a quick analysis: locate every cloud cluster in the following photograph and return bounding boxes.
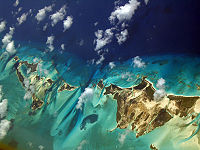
[154,78,166,101]
[93,0,140,64]
[94,28,114,51]
[61,44,65,50]
[109,62,116,69]
[133,56,145,68]
[13,0,19,7]
[96,54,105,65]
[0,86,10,140]
[46,36,55,52]
[36,5,53,22]
[76,88,94,110]
[145,0,149,5]
[23,78,35,100]
[77,140,87,150]
[2,27,16,55]
[38,145,44,150]
[37,61,49,76]
[0,99,8,118]
[118,130,130,145]
[109,0,140,24]
[63,16,73,32]
[17,12,28,25]
[116,29,128,44]
[50,5,66,26]
[0,21,6,33]
[0,119,10,140]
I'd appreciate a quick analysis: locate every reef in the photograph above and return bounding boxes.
[97,77,200,137]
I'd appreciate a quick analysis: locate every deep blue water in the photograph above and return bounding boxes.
[0,0,199,65]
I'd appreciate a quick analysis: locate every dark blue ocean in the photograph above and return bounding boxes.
[0,0,199,65]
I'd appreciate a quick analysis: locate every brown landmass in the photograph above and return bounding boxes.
[97,77,200,138]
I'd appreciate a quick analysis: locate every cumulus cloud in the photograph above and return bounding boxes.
[2,27,16,55]
[2,27,14,47]
[77,140,87,150]
[0,99,8,119]
[76,88,94,110]
[0,21,6,33]
[154,78,166,101]
[96,54,105,65]
[118,130,129,145]
[94,28,114,51]
[36,5,53,22]
[50,5,66,26]
[0,119,10,140]
[133,56,145,68]
[38,145,44,150]
[17,12,28,25]
[145,0,149,5]
[116,29,128,44]
[63,16,73,32]
[109,62,116,69]
[43,23,48,31]
[23,78,36,100]
[13,0,19,7]
[0,86,10,140]
[6,41,16,55]
[109,0,140,24]
[61,44,65,50]
[46,36,55,52]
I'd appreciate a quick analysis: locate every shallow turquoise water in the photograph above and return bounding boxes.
[0,46,200,150]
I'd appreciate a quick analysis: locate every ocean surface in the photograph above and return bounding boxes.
[0,0,200,63]
[0,0,200,150]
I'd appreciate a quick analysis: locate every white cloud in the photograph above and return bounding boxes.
[2,27,14,47]
[109,0,140,24]
[118,130,129,145]
[50,5,66,26]
[0,119,10,140]
[38,145,44,150]
[6,41,16,55]
[156,78,165,89]
[0,87,10,140]
[63,16,73,32]
[76,88,94,110]
[116,29,128,44]
[144,0,149,5]
[46,36,55,51]
[0,99,8,119]
[109,62,116,69]
[154,78,166,101]
[77,140,87,150]
[36,5,53,22]
[43,23,48,31]
[133,56,145,68]
[94,28,114,51]
[13,0,19,7]
[61,44,65,50]
[96,54,105,65]
[79,39,84,46]
[0,21,6,33]
[17,13,28,25]
[24,90,32,100]
[94,22,98,26]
